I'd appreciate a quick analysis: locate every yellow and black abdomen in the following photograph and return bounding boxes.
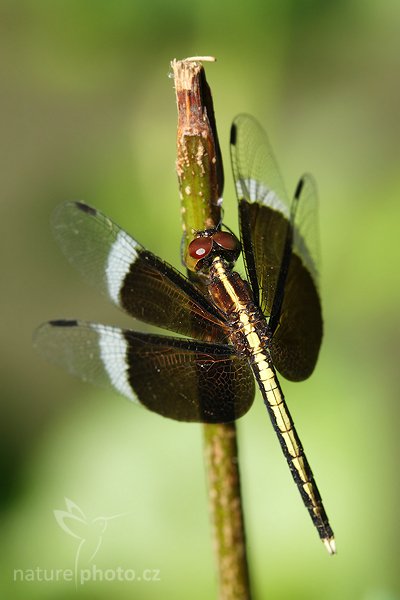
[252,351,335,552]
[209,257,335,553]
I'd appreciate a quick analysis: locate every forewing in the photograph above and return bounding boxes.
[230,114,291,314]
[52,202,228,343]
[34,320,255,423]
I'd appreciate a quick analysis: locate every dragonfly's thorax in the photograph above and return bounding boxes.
[209,256,271,358]
[209,257,250,313]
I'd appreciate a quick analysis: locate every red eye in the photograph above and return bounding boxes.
[213,231,239,251]
[188,236,213,259]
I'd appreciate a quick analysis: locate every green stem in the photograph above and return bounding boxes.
[203,423,251,599]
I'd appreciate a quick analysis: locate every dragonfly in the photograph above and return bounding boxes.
[35,114,335,554]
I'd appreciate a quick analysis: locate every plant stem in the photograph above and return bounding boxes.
[203,423,251,599]
[171,56,251,600]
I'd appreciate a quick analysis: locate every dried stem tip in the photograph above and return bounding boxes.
[171,57,223,269]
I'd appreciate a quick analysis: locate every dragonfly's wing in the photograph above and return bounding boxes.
[51,202,229,343]
[230,114,290,313]
[34,321,255,423]
[269,174,322,380]
[230,116,322,381]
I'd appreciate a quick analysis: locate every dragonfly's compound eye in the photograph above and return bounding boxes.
[188,236,213,260]
[213,231,240,252]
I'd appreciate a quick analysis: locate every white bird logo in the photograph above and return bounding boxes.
[54,498,127,585]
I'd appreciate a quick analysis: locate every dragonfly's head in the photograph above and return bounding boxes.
[187,228,241,273]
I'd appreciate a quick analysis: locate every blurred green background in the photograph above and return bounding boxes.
[1,0,400,598]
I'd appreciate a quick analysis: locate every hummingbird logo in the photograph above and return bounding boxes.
[54,498,127,586]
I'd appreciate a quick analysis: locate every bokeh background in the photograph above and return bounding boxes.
[1,1,400,598]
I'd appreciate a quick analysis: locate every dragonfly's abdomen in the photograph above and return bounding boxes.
[253,356,335,551]
[209,257,335,553]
